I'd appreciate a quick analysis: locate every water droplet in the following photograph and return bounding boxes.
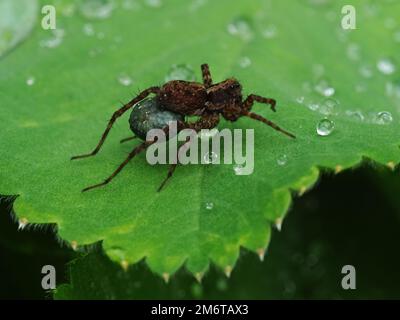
[26,76,35,86]
[117,73,133,86]
[165,64,196,82]
[204,151,218,164]
[238,56,251,68]
[314,79,335,97]
[60,3,76,17]
[307,102,320,112]
[277,154,288,166]
[374,111,393,125]
[359,65,373,78]
[296,96,305,104]
[377,58,396,75]
[40,29,65,48]
[233,164,245,175]
[78,0,115,20]
[205,202,214,210]
[189,0,207,12]
[345,110,365,122]
[122,0,141,10]
[83,23,95,36]
[227,17,253,41]
[316,118,335,136]
[319,98,339,115]
[145,0,162,8]
[262,25,277,39]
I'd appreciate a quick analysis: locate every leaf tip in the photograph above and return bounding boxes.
[335,165,343,174]
[224,265,232,278]
[257,248,266,262]
[18,218,28,231]
[299,186,307,196]
[70,241,78,251]
[275,217,283,231]
[120,260,129,272]
[195,272,204,283]
[162,272,170,283]
[387,161,396,171]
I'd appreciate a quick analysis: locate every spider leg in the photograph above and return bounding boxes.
[201,64,213,88]
[245,111,296,139]
[71,86,160,160]
[243,94,277,112]
[120,136,137,144]
[157,135,193,192]
[81,140,150,192]
[157,113,219,191]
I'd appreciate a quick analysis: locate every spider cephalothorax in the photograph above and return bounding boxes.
[71,64,295,192]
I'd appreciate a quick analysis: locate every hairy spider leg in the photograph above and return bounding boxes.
[245,111,296,139]
[71,87,160,160]
[81,141,150,192]
[243,94,277,112]
[201,64,213,88]
[157,113,220,192]
[81,121,185,192]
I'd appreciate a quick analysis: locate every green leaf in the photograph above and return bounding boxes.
[1,0,400,276]
[0,0,38,58]
[55,168,400,299]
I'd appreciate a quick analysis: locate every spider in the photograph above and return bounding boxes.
[71,63,296,192]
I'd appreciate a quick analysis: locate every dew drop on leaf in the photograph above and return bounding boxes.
[316,118,335,136]
[375,111,393,125]
[277,154,288,166]
[227,17,254,41]
[238,56,251,68]
[83,23,95,36]
[26,76,35,86]
[314,78,335,97]
[117,73,133,86]
[204,151,218,164]
[145,0,162,8]
[78,0,115,20]
[359,65,373,78]
[377,58,396,75]
[319,98,339,115]
[345,110,365,122]
[205,202,214,210]
[261,25,278,39]
[233,164,245,175]
[165,64,196,82]
[296,96,305,104]
[40,29,65,49]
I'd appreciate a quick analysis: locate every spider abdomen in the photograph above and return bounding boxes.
[129,97,183,140]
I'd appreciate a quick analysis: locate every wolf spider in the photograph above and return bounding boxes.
[71,64,295,192]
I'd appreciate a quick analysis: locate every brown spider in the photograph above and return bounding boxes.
[71,64,295,192]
